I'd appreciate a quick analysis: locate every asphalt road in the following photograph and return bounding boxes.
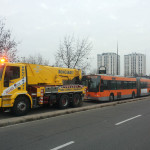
[0,98,150,150]
[0,100,101,120]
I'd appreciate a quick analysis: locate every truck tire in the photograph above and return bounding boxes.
[71,94,82,107]
[12,96,30,116]
[58,95,69,109]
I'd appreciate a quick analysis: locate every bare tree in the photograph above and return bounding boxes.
[0,19,18,62]
[55,35,92,71]
[19,54,49,65]
[90,68,98,74]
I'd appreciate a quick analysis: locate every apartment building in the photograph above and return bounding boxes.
[124,53,146,76]
[97,53,120,75]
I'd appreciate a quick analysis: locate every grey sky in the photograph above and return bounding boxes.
[0,0,150,74]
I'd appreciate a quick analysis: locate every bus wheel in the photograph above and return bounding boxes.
[12,96,30,116]
[71,94,82,107]
[58,95,69,109]
[109,94,114,102]
[132,92,135,99]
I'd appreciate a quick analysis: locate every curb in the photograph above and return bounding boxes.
[0,96,149,127]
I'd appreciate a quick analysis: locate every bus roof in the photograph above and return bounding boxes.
[84,74,137,81]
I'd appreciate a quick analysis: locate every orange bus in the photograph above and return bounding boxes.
[82,75,150,101]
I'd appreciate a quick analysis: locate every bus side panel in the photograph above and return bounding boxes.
[85,91,110,101]
[113,89,137,100]
[85,88,137,101]
[140,88,150,96]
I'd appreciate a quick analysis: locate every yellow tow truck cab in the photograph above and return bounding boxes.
[0,62,85,116]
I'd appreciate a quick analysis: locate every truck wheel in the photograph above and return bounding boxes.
[71,94,82,107]
[58,95,69,109]
[12,96,30,116]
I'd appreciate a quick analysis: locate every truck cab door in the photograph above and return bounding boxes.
[2,65,26,96]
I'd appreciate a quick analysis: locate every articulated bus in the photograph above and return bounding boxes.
[82,75,150,101]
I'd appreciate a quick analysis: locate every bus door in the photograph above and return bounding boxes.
[100,79,110,98]
[100,79,107,92]
[136,77,140,97]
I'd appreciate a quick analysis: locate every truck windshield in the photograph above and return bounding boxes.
[0,64,4,80]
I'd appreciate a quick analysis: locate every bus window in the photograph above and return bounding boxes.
[128,81,133,89]
[123,81,128,89]
[133,81,136,89]
[116,81,121,90]
[100,80,108,92]
[110,80,116,90]
[141,82,147,88]
[88,76,100,92]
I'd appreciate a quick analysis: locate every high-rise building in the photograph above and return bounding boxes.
[97,52,120,75]
[124,53,146,77]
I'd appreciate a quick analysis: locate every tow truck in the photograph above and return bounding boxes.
[0,59,85,116]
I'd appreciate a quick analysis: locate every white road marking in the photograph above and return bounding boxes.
[115,115,142,125]
[50,141,75,150]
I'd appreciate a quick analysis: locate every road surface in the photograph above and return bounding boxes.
[0,97,150,150]
[0,100,99,120]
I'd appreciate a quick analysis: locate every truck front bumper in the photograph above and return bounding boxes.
[0,97,13,108]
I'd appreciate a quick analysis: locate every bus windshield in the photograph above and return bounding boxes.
[0,64,4,80]
[82,75,100,92]
[81,76,89,87]
[88,76,100,92]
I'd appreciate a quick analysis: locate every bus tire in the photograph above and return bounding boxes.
[12,96,30,116]
[58,94,69,109]
[109,94,114,102]
[132,92,135,99]
[71,94,82,107]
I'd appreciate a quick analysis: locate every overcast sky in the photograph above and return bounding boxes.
[0,0,150,75]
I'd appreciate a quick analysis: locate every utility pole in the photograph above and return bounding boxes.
[117,41,118,75]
